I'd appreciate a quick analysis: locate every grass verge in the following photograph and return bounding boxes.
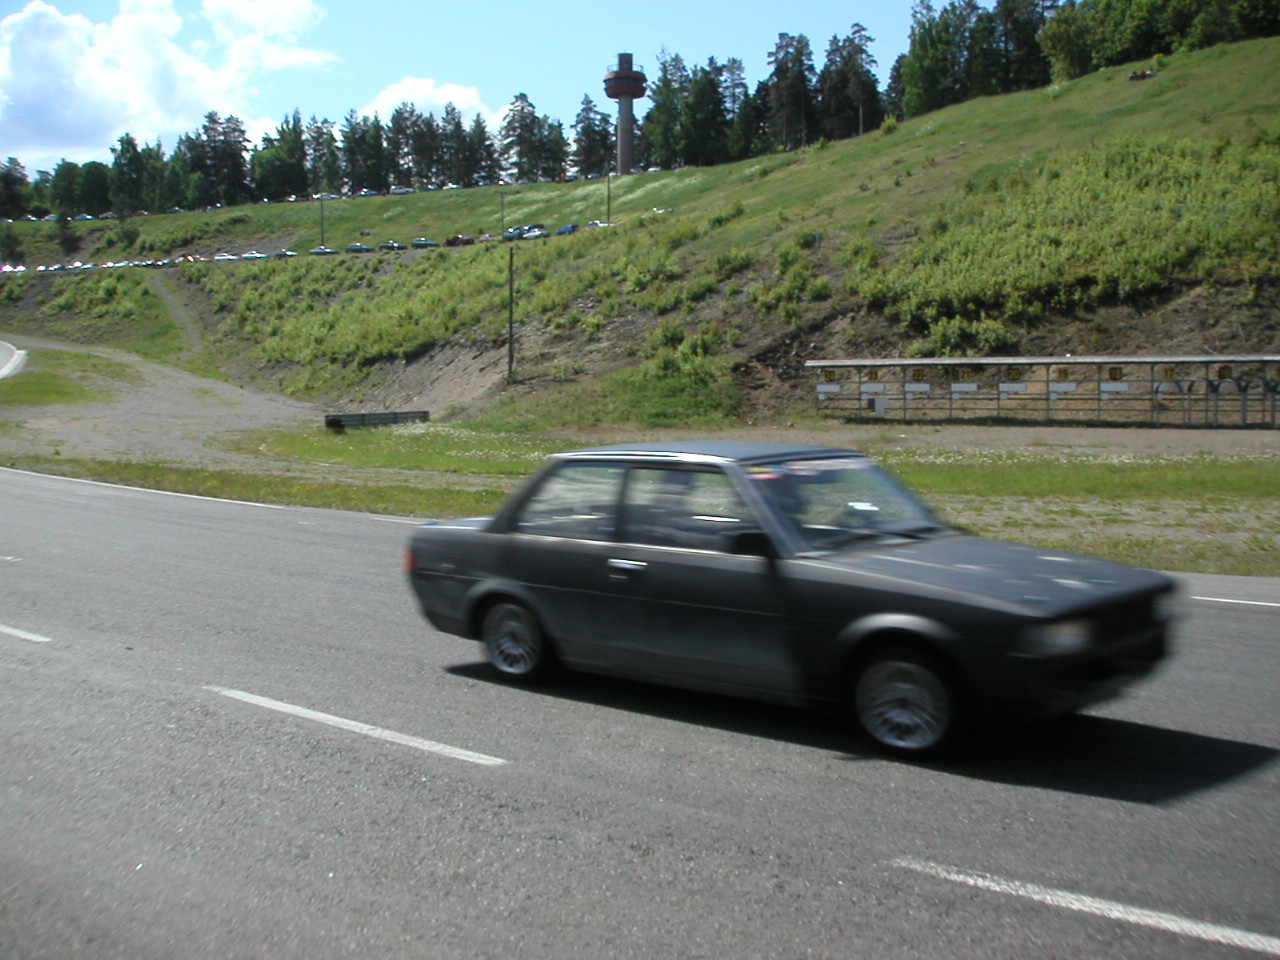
[0,456,511,519]
[0,350,140,406]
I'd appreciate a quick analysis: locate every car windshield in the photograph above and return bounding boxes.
[745,456,947,551]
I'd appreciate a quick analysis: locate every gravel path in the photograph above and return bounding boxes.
[1,336,318,469]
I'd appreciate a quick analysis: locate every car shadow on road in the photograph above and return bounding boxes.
[947,714,1278,804]
[447,663,1276,805]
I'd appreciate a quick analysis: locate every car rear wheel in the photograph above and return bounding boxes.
[851,646,958,757]
[481,601,552,682]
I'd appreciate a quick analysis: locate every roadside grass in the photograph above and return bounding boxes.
[877,450,1280,500]
[0,455,511,518]
[0,349,140,406]
[250,421,553,476]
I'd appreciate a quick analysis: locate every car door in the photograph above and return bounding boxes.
[602,466,802,700]
[499,462,627,664]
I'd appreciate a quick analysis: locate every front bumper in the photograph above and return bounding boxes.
[1012,625,1170,716]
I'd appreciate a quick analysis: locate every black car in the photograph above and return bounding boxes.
[405,442,1176,757]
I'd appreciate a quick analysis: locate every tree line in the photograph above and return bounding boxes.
[900,0,1278,117]
[1,0,1276,222]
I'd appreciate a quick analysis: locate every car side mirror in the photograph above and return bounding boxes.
[726,530,778,559]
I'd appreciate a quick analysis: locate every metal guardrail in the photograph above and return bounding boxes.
[806,355,1280,428]
[323,410,430,431]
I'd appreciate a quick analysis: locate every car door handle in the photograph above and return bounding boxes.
[607,558,647,577]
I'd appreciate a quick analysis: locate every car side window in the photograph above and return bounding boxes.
[622,468,752,550]
[513,464,622,541]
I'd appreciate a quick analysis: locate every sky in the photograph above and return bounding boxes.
[0,0,914,176]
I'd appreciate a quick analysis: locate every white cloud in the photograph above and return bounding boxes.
[0,0,334,172]
[361,76,506,131]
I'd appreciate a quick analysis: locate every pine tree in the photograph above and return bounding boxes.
[572,95,613,177]
[767,33,817,149]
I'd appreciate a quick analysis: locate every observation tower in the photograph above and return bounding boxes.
[604,53,646,175]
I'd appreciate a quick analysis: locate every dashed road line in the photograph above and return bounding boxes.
[894,857,1280,956]
[205,686,508,767]
[0,622,54,644]
[1192,595,1280,609]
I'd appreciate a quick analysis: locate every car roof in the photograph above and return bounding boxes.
[557,441,862,466]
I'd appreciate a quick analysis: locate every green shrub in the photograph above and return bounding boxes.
[712,248,754,280]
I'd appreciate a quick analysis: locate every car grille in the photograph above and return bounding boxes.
[1092,594,1158,647]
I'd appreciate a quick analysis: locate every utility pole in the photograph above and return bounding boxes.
[507,245,515,382]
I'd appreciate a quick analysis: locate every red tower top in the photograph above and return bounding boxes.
[604,53,646,100]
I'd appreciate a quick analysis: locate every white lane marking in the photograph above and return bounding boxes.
[0,465,283,508]
[0,622,54,643]
[368,515,421,525]
[1192,596,1280,609]
[894,857,1280,957]
[205,686,507,767]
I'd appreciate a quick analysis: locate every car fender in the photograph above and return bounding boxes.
[826,611,968,688]
[461,578,546,639]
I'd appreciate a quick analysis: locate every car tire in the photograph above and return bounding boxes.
[481,601,553,683]
[850,645,960,758]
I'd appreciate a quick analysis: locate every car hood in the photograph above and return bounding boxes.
[813,534,1171,615]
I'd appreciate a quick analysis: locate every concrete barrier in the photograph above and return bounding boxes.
[0,340,28,380]
[324,410,430,432]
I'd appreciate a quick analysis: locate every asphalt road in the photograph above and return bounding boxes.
[2,466,1278,960]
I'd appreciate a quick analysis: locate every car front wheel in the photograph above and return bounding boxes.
[481,601,553,682]
[851,646,958,757]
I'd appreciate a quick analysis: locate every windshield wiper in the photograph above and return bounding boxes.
[820,527,893,549]
[879,523,953,540]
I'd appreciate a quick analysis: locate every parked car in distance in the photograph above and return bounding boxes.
[273,249,299,258]
[405,442,1177,758]
[411,237,440,248]
[444,234,474,246]
[309,245,337,255]
[502,225,527,241]
[555,223,578,236]
[345,242,374,253]
[212,252,238,261]
[379,240,406,250]
[520,224,549,239]
[389,186,416,195]
[240,250,269,259]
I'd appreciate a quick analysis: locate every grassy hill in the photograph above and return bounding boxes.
[3,37,1279,427]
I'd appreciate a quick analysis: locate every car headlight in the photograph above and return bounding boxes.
[1017,619,1094,657]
